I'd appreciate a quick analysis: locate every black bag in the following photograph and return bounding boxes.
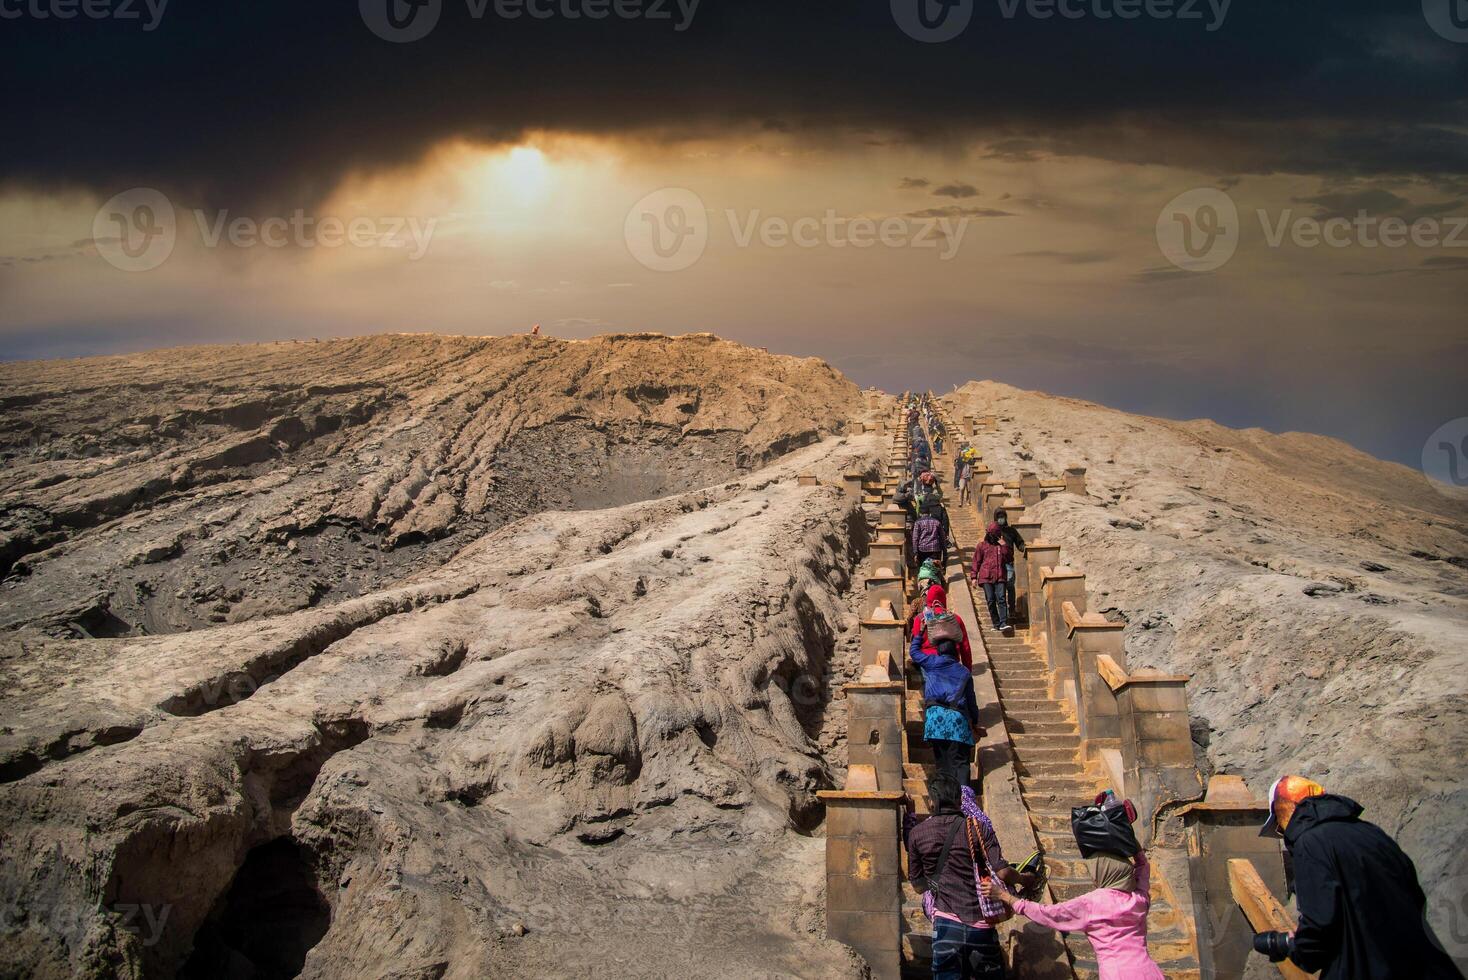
[1070,801,1139,858]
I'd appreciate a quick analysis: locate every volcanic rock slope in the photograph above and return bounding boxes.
[947,380,1468,957]
[0,332,856,637]
[0,334,879,979]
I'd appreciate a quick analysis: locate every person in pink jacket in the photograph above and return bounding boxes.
[981,850,1164,980]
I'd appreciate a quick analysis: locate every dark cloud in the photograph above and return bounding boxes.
[1342,255,1468,277]
[0,1,1464,206]
[1129,265,1203,284]
[983,139,1047,163]
[1013,249,1117,264]
[905,206,1013,218]
[898,177,930,189]
[1294,188,1464,222]
[932,182,979,198]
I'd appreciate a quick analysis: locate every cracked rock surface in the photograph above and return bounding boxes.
[0,332,857,638]
[0,335,877,979]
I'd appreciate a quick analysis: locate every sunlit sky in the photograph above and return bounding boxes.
[4,131,1463,465]
[1,0,1465,466]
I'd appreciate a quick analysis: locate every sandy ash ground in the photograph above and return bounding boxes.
[0,334,880,979]
[945,381,1468,969]
[4,338,1466,978]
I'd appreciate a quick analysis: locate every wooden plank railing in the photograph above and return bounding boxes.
[1227,859,1317,980]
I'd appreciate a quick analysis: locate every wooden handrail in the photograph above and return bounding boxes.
[1227,859,1317,979]
[1096,652,1129,691]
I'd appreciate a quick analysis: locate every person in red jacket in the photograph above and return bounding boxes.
[971,522,1014,633]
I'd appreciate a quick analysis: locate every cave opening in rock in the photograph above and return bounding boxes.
[180,837,330,980]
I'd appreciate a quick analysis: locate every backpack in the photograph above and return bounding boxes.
[926,611,962,646]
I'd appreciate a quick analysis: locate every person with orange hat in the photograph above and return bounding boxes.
[1249,775,1462,979]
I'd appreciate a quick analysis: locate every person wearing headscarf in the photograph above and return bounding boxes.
[983,849,1164,980]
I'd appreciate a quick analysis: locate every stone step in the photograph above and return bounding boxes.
[1002,709,1068,723]
[994,670,1048,681]
[995,681,1051,695]
[1001,698,1067,712]
[992,673,1049,686]
[1016,760,1086,778]
[1020,775,1099,797]
[987,656,1045,667]
[1006,719,1075,735]
[1010,732,1081,748]
[1009,745,1082,765]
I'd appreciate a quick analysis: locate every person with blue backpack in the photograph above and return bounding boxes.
[911,604,983,787]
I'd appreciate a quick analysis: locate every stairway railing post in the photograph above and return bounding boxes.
[1179,776,1288,980]
[1040,568,1086,700]
[1022,543,1061,650]
[819,784,905,980]
[1010,516,1042,625]
[1067,609,1127,757]
[1107,666,1198,849]
[1018,472,1042,507]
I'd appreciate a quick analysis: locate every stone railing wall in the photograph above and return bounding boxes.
[932,393,1297,980]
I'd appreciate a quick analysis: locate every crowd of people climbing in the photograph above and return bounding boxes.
[888,394,1461,980]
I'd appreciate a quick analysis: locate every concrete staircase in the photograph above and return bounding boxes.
[828,399,1288,980]
[983,626,1201,979]
[939,428,1202,980]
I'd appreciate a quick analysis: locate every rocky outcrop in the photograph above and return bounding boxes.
[0,432,880,979]
[0,333,861,637]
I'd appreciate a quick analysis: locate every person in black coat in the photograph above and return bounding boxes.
[1252,776,1463,980]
